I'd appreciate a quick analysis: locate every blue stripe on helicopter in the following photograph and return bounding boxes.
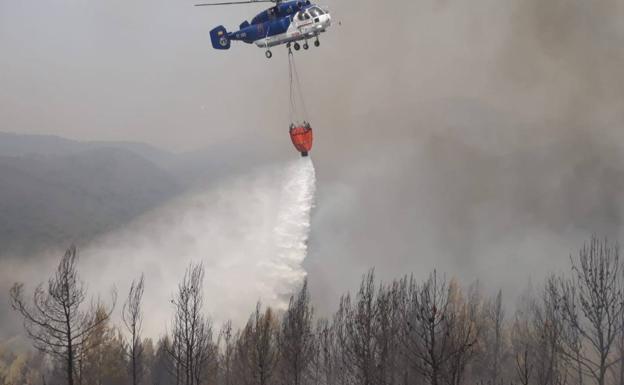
[232,17,291,43]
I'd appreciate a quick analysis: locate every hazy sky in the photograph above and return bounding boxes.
[2,0,624,318]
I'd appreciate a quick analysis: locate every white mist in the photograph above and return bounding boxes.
[77,158,316,337]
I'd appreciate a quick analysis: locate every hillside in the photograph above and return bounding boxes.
[0,138,180,257]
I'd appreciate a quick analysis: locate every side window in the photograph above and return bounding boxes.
[297,12,305,21]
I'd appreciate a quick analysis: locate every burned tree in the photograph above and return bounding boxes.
[445,280,481,385]
[553,236,624,385]
[374,279,405,385]
[401,271,478,385]
[79,307,128,385]
[332,270,405,385]
[313,318,340,385]
[511,278,567,385]
[279,279,316,385]
[511,317,533,385]
[235,303,280,385]
[402,271,451,385]
[9,245,116,385]
[486,290,505,385]
[533,277,566,385]
[168,263,217,385]
[336,270,381,385]
[218,321,235,385]
[123,274,145,385]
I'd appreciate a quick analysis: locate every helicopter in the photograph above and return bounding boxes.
[196,0,332,58]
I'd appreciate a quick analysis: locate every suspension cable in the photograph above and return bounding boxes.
[288,49,309,124]
[288,49,296,124]
[291,52,309,122]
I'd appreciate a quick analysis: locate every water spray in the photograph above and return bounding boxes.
[68,158,318,336]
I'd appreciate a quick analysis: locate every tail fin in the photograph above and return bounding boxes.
[210,26,230,50]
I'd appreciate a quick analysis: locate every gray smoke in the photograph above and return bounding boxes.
[301,0,624,313]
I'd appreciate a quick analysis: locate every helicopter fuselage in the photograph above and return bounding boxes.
[209,0,331,55]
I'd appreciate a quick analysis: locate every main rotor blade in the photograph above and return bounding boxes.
[195,0,273,6]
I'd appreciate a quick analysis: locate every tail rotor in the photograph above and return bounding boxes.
[210,26,231,49]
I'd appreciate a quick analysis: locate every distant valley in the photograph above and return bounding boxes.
[0,132,285,257]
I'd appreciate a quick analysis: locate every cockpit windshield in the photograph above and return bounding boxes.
[297,11,311,21]
[308,7,324,17]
